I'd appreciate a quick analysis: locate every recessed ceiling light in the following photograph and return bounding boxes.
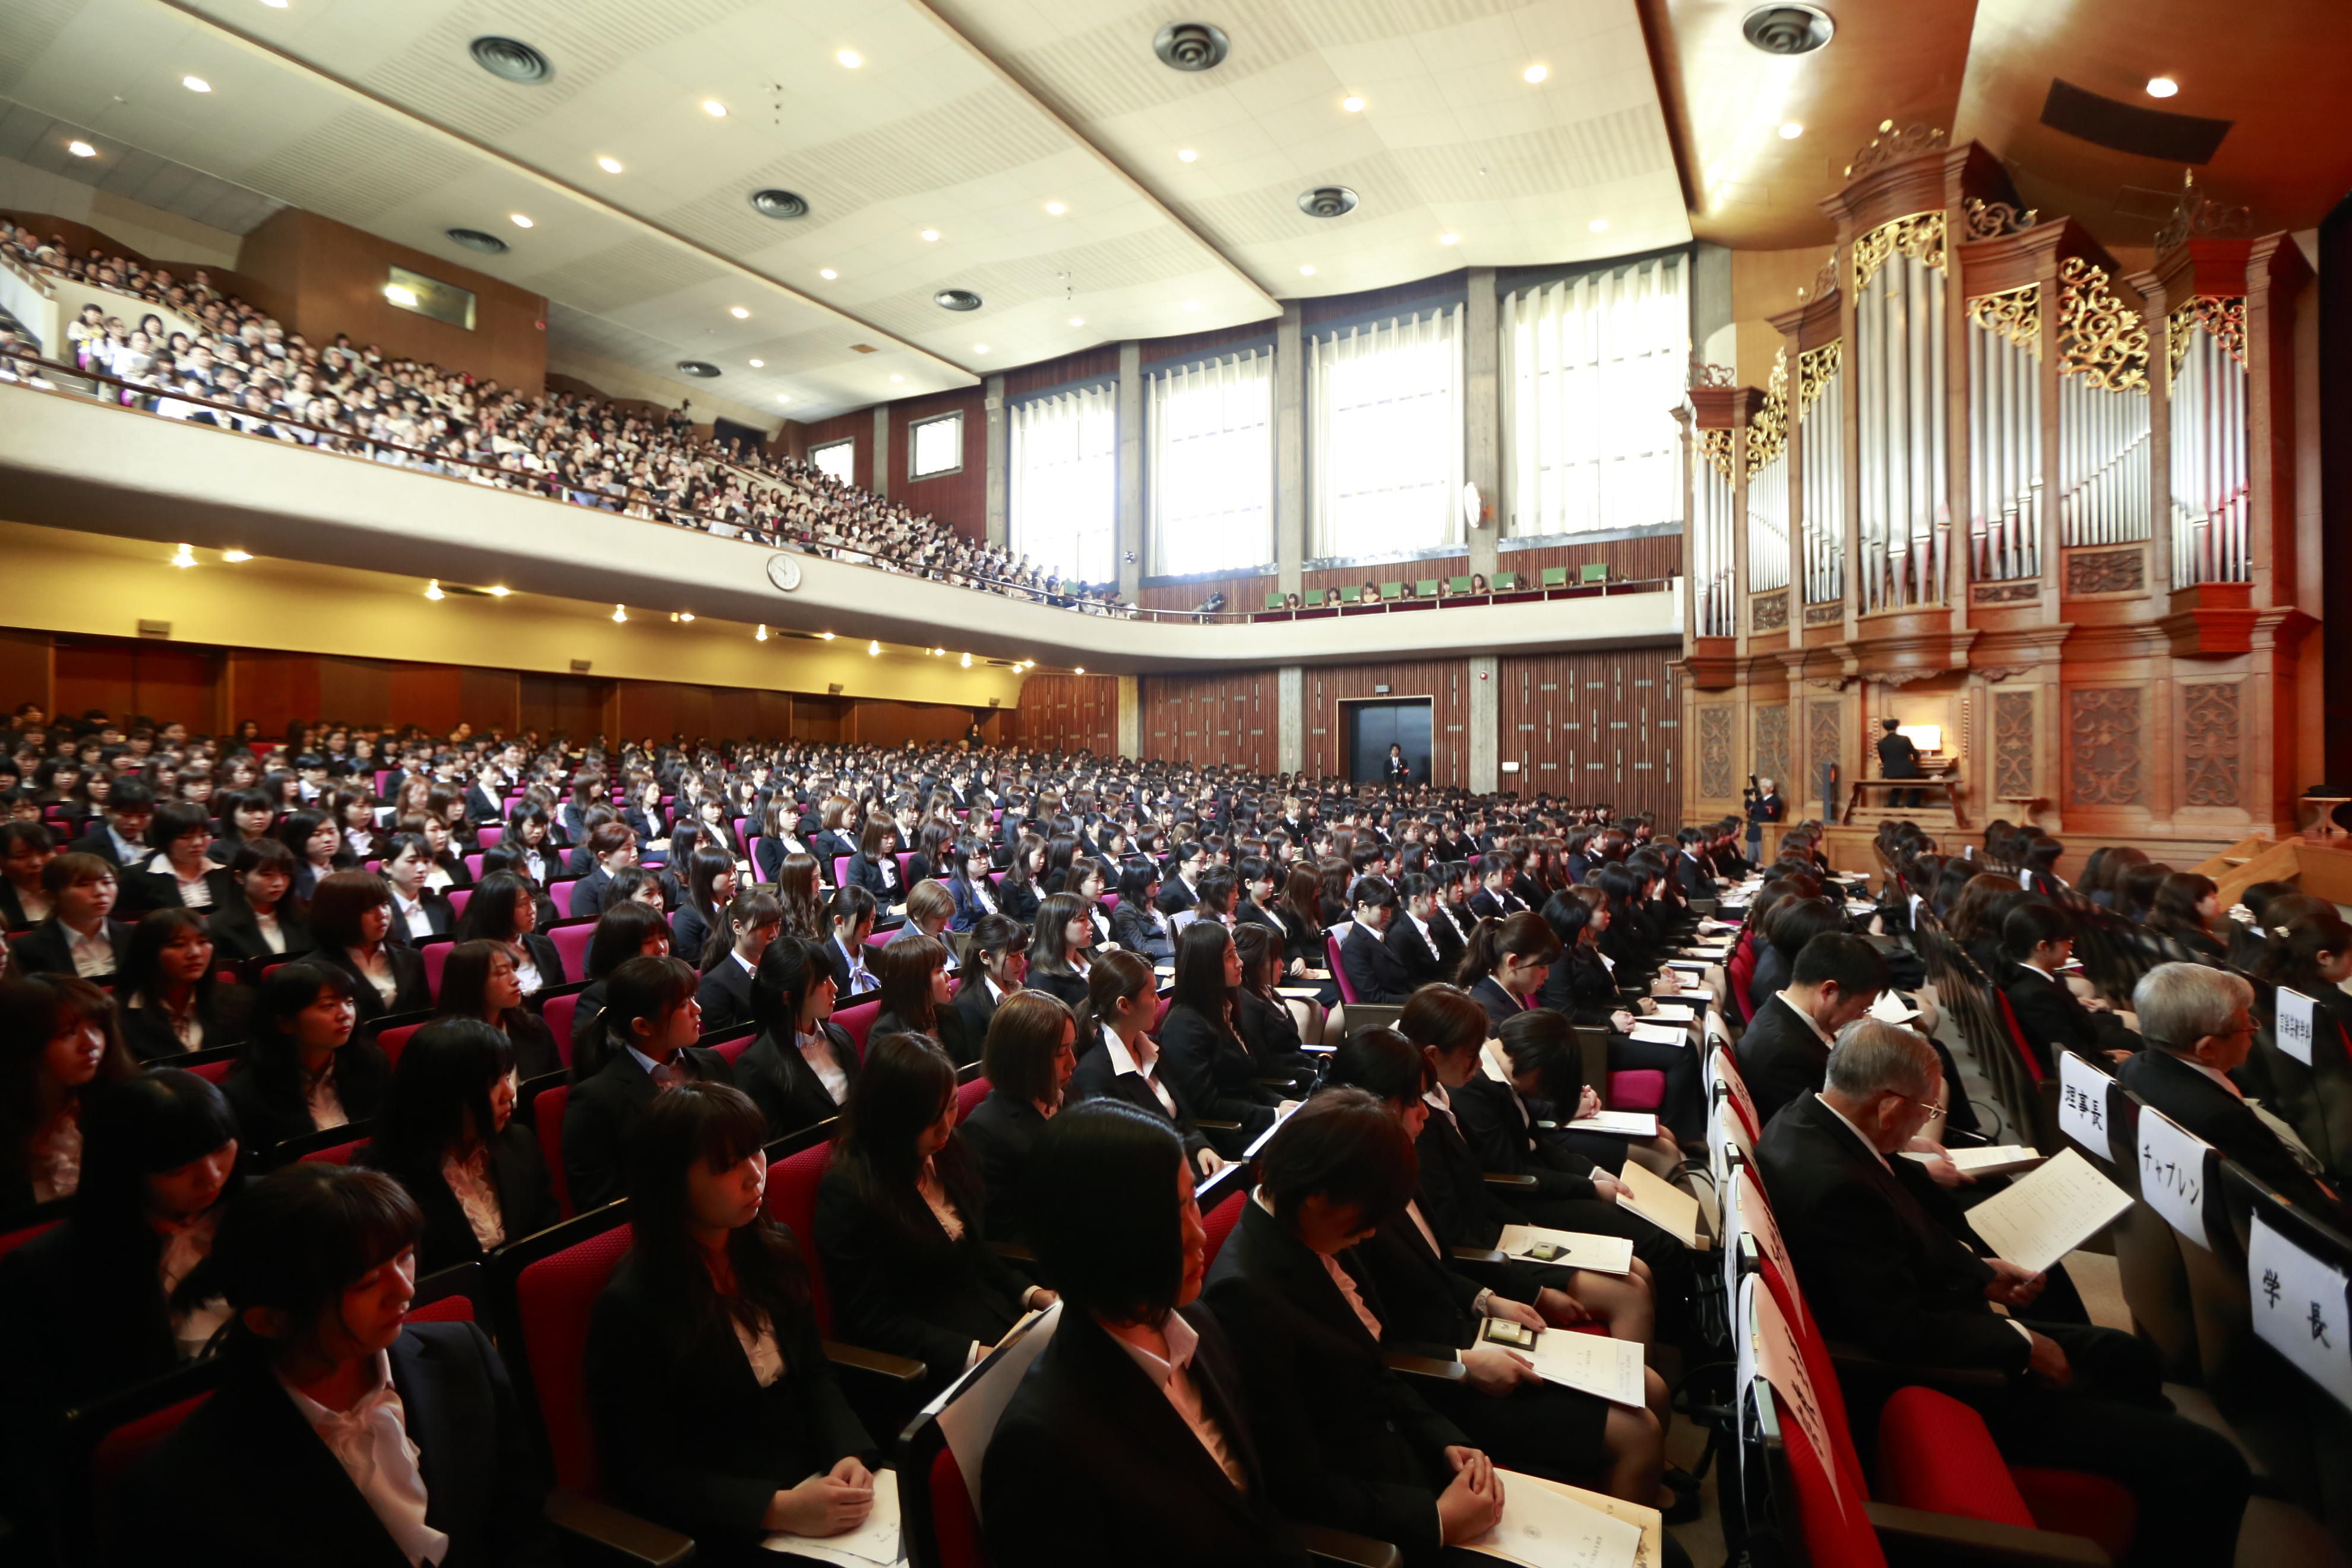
[1074,667,1085,675]
[1523,64,1548,83]
[960,652,973,667]
[221,549,252,562]
[597,155,623,173]
[1439,232,1459,245]
[2146,75,2179,98]
[820,631,835,640]
[889,374,904,382]
[425,578,445,600]
[67,140,96,157]
[729,305,750,318]
[382,283,419,307]
[919,228,940,241]
[612,604,628,622]
[748,358,764,367]
[182,75,211,93]
[837,49,862,68]
[1183,301,1202,311]
[1044,201,1066,216]
[510,213,533,228]
[1299,263,1316,275]
[868,640,881,656]
[170,544,197,568]
[1778,121,1804,140]
[701,99,727,116]
[1067,315,1085,327]
[260,0,287,7]
[678,611,696,622]
[755,624,768,641]
[819,268,837,280]
[1341,95,1364,112]
[776,393,791,403]
[487,584,510,596]
[1588,219,1608,232]
[973,344,990,353]
[1177,147,1198,162]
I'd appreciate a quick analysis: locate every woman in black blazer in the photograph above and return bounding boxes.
[1231,924,1321,1090]
[0,973,138,1212]
[814,1034,1055,1394]
[867,931,976,1065]
[116,1162,550,1568]
[120,802,240,918]
[308,871,431,1026]
[1022,892,1094,1010]
[957,989,1077,1244]
[997,834,1045,925]
[432,941,562,1082]
[587,1083,878,1563]
[358,1019,557,1272]
[1067,950,1219,1175]
[1459,910,1563,1028]
[452,870,565,997]
[115,909,252,1061]
[222,960,391,1166]
[0,819,55,932]
[736,935,860,1139]
[845,819,906,914]
[1159,922,1282,1147]
[982,1100,1308,1568]
[208,839,315,964]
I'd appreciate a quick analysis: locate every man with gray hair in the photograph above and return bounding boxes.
[2120,962,2345,1223]
[1758,1017,2249,1563]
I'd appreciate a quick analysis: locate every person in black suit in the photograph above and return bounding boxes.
[115,909,252,1061]
[208,839,315,963]
[1159,922,1284,1153]
[2122,963,2348,1224]
[64,774,153,870]
[1232,924,1321,1090]
[1383,744,1411,784]
[0,818,55,933]
[736,935,859,1140]
[1758,1022,2249,1567]
[111,1162,551,1568]
[1070,949,1219,1174]
[1876,717,1924,809]
[431,941,562,1082]
[1337,875,1415,1004]
[815,1034,1056,1394]
[824,885,881,1000]
[1670,828,1715,900]
[959,989,1077,1244]
[845,818,908,915]
[308,871,431,1026]
[222,960,391,1165]
[450,870,565,997]
[1383,873,1452,989]
[380,833,456,946]
[0,972,137,1214]
[359,1019,557,1272]
[567,821,640,923]
[954,913,1027,1044]
[1736,932,1886,1128]
[695,886,781,1036]
[868,932,976,1065]
[12,851,135,982]
[119,800,239,916]
[982,1099,1310,1567]
[1203,1092,1505,1563]
[587,1082,878,1563]
[2000,902,2138,1074]
[561,955,735,1211]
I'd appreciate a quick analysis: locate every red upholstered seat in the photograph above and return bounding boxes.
[836,997,883,1057]
[93,1393,213,1502]
[1728,938,1758,1025]
[2009,1468,2140,1562]
[541,992,581,1067]
[535,1083,573,1216]
[1993,990,2047,1085]
[1607,1069,1667,1110]
[547,880,577,918]
[1876,1387,2136,1563]
[0,1217,59,1262]
[764,1141,839,1334]
[514,1220,634,1493]
[1201,1185,1247,1267]
[1772,1382,1888,1567]
[418,940,455,1003]
[185,1057,233,1084]
[711,1030,757,1066]
[548,922,595,985]
[927,1443,984,1568]
[378,1022,424,1069]
[476,825,504,849]
[833,856,853,887]
[447,888,472,922]
[409,1293,475,1324]
[296,1138,365,1165]
[954,1074,990,1123]
[1327,931,1357,1004]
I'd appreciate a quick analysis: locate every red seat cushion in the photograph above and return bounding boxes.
[928,1444,983,1568]
[542,993,581,1068]
[516,1221,634,1494]
[1607,1069,1666,1110]
[2011,1468,2139,1562]
[1874,1387,2138,1561]
[535,1083,573,1216]
[764,1141,839,1335]
[954,1075,990,1124]
[836,998,882,1058]
[1202,1187,1246,1267]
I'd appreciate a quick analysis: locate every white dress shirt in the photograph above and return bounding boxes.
[149,853,216,909]
[442,1144,504,1251]
[67,921,116,978]
[797,1028,850,1104]
[1104,1027,1180,1119]
[280,1351,449,1568]
[393,891,436,942]
[1101,1310,1249,1491]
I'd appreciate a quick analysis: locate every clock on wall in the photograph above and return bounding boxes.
[765,554,802,593]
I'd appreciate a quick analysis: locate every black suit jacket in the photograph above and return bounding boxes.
[560,1044,734,1210]
[870,1004,975,1067]
[695,952,758,1035]
[1158,1005,1280,1145]
[11,916,135,981]
[387,890,457,945]
[2117,1049,2348,1225]
[1465,889,1504,924]
[1235,987,1317,1090]
[1673,852,1714,899]
[318,944,432,1026]
[568,864,615,921]
[66,826,140,868]
[953,976,1004,1046]
[735,1023,856,1141]
[120,984,252,1063]
[586,1249,874,1551]
[359,1121,559,1273]
[118,863,241,918]
[116,1323,547,1568]
[1737,994,1833,1128]
[2003,963,2132,1074]
[983,1304,1307,1568]
[1877,732,1923,778]
[206,893,314,965]
[813,1155,1031,1379]
[1203,1200,1467,1559]
[1341,922,1414,1004]
[1756,1092,2027,1375]
[956,1089,1049,1243]
[1383,915,1447,990]
[465,784,505,823]
[1068,1029,1209,1160]
[221,1043,391,1162]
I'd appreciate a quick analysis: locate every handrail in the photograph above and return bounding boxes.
[0,248,52,302]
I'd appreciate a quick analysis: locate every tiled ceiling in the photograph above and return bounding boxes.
[0,94,284,233]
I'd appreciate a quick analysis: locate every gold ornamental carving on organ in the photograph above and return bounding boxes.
[2166,296,2247,381]
[1701,428,1735,480]
[1962,197,2039,241]
[1746,349,1790,479]
[1967,284,2040,356]
[1852,211,1946,292]
[1796,342,1841,419]
[2055,257,2149,394]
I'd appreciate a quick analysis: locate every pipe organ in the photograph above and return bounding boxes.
[1677,130,2314,856]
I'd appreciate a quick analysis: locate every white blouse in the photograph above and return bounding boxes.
[441,1145,504,1251]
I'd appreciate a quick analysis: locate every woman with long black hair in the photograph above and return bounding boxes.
[736,935,859,1139]
[0,973,138,1209]
[432,940,561,1080]
[1158,921,1282,1148]
[223,959,390,1162]
[116,908,252,1061]
[359,1017,556,1272]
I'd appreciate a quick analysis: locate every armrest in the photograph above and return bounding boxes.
[1195,1118,1244,1131]
[1450,1246,1507,1266]
[1299,1523,1404,1568]
[1825,1339,2009,1390]
[1380,1352,1466,1382]
[987,1239,1038,1263]
[1482,1172,1539,1188]
[821,1338,928,1383]
[1254,1076,1299,1090]
[1864,1500,2111,1567]
[543,1490,696,1568]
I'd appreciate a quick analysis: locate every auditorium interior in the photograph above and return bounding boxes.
[3,0,2352,1564]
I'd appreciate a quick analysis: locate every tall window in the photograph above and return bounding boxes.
[1309,305,1463,560]
[810,438,855,486]
[1501,255,1687,537]
[1148,349,1273,576]
[909,412,963,479]
[1010,383,1117,584]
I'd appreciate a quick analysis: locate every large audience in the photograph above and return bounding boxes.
[0,219,1129,614]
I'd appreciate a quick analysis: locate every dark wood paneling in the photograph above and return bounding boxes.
[1303,663,1469,788]
[1138,574,1279,614]
[1303,558,1469,601]
[1006,346,1120,399]
[1300,270,1470,327]
[315,656,391,728]
[0,628,54,720]
[53,638,218,732]
[1499,533,1681,584]
[385,663,463,736]
[518,674,612,742]
[1499,648,1678,823]
[850,700,975,748]
[1142,672,1279,773]
[794,695,847,743]
[1016,674,1118,754]
[1139,320,1277,364]
[458,668,520,734]
[890,387,987,541]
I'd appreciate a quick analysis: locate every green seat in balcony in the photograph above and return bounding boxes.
[1493,572,1519,592]
[1540,566,1569,588]
[1266,591,1287,609]
[1581,562,1609,583]
[1448,575,1474,593]
[1380,581,1403,600]
[1415,578,1440,597]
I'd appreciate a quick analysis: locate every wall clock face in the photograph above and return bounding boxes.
[766,554,802,593]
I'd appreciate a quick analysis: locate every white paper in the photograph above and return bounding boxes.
[1665,959,1710,974]
[1645,1004,1696,1023]
[1962,1147,2134,1274]
[1508,1480,1664,1568]
[1902,1144,2044,1177]
[1494,1225,1636,1275]
[1460,1468,1646,1568]
[2276,988,2318,1066]
[2249,1210,2352,1412]
[935,1304,1059,1510]
[2057,1051,2114,1159]
[1868,991,1922,1025]
[1525,1329,1649,1407]
[1566,1111,1659,1139]
[1615,1161,1701,1246]
[1627,1022,1689,1048]
[763,1467,903,1564]
[2136,1107,2216,1250]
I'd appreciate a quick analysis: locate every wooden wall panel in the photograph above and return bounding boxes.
[1303,558,1469,600]
[315,656,391,728]
[850,700,975,748]
[225,651,318,739]
[385,663,463,736]
[1142,672,1278,773]
[794,695,847,743]
[53,638,219,731]
[0,628,52,719]
[1137,574,1279,615]
[1014,674,1118,754]
[1006,346,1120,399]
[1302,662,1471,788]
[1499,532,1681,585]
[1499,647,1678,823]
[458,668,520,735]
[890,387,987,541]
[517,673,612,741]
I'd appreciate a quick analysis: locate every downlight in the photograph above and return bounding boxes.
[1153,22,1230,72]
[445,227,508,255]
[1740,4,1834,56]
[1298,186,1359,219]
[676,361,722,378]
[934,289,983,311]
[750,189,810,220]
[470,36,553,84]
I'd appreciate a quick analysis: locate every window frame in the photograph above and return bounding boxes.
[907,411,965,481]
[808,438,856,486]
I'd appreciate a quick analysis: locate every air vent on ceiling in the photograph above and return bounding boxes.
[445,227,508,255]
[1740,4,1833,55]
[934,289,983,311]
[676,361,721,378]
[849,344,880,354]
[469,36,552,84]
[2040,79,2231,165]
[1298,186,1359,219]
[750,189,810,220]
[1153,22,1230,71]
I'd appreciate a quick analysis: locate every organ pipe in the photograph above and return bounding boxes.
[1797,343,1844,607]
[1852,216,1949,613]
[1965,288,2040,583]
[2167,301,2250,587]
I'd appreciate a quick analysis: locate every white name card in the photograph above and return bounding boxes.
[2057,1051,2113,1159]
[2249,1211,2352,1413]
[2136,1107,2215,1251]
[2276,989,2318,1066]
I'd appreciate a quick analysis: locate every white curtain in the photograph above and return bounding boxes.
[1148,349,1274,576]
[1009,382,1118,583]
[810,440,855,486]
[1501,256,1687,536]
[1308,305,1463,559]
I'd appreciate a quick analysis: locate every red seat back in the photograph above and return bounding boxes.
[895,852,916,883]
[0,1218,60,1262]
[712,1031,756,1066]
[1992,990,2047,1085]
[549,922,595,984]
[1202,1185,1247,1267]
[833,856,852,887]
[1729,937,1759,1025]
[535,1083,574,1216]
[93,1392,213,1503]
[1326,931,1357,1004]
[1606,1068,1667,1110]
[547,880,576,919]
[476,825,505,849]
[954,1074,990,1123]
[1771,1382,1888,1567]
[763,1141,839,1334]
[377,1022,424,1070]
[542,994,581,1068]
[409,1294,475,1324]
[514,1221,634,1493]
[297,1138,365,1165]
[185,1057,233,1085]
[927,1443,985,1568]
[447,888,472,922]
[836,997,883,1058]
[464,853,486,880]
